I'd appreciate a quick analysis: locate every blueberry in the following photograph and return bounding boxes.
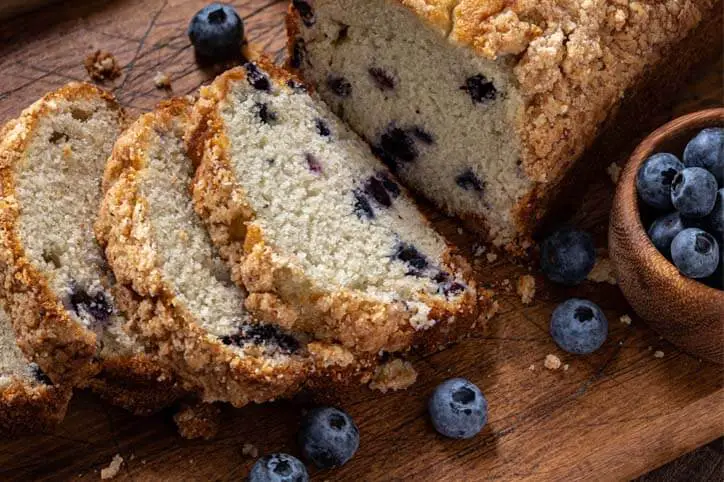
[671,167,718,218]
[326,75,352,97]
[187,3,243,60]
[29,363,53,385]
[305,153,322,174]
[550,299,608,355]
[353,190,374,220]
[636,153,684,210]
[428,378,487,439]
[315,118,330,137]
[461,74,497,104]
[298,407,359,469]
[363,176,394,207]
[292,0,315,27]
[708,188,724,236]
[245,63,271,92]
[221,323,300,354]
[253,102,277,124]
[455,169,484,193]
[378,173,400,197]
[290,38,306,69]
[372,126,417,171]
[540,227,596,285]
[412,127,434,145]
[683,128,724,185]
[69,286,113,325]
[286,79,307,92]
[648,212,685,258]
[393,243,428,275]
[368,67,396,91]
[249,453,309,482]
[671,228,720,279]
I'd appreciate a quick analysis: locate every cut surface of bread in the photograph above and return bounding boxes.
[97,99,359,407]
[288,0,717,252]
[0,83,181,414]
[0,304,71,436]
[189,60,488,356]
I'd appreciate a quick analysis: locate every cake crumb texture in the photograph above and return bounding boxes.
[85,50,121,82]
[587,257,617,285]
[517,275,536,305]
[368,359,418,393]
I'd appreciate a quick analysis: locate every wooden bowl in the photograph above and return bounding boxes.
[610,108,724,364]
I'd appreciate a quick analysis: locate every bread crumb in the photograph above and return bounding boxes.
[153,71,172,90]
[173,402,221,440]
[457,227,464,235]
[242,443,259,458]
[563,364,570,371]
[369,359,418,393]
[473,244,487,257]
[85,50,121,82]
[654,350,665,358]
[587,257,617,285]
[528,364,535,371]
[100,454,123,480]
[517,275,536,305]
[486,252,498,263]
[620,314,632,325]
[544,354,562,370]
[607,163,621,184]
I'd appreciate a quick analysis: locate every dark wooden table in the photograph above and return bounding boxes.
[0,1,722,480]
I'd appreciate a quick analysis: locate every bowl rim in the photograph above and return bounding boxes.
[614,107,724,298]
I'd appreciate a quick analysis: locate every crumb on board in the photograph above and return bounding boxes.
[528,364,535,371]
[607,163,622,184]
[100,454,123,480]
[544,354,562,370]
[620,314,632,325]
[517,275,536,305]
[563,364,570,371]
[153,71,172,90]
[473,244,487,257]
[587,257,617,285]
[242,443,259,458]
[173,402,221,440]
[486,252,498,263]
[654,350,665,358]
[369,359,418,393]
[84,50,121,82]
[457,227,464,235]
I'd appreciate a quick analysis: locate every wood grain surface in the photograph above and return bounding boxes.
[0,1,722,481]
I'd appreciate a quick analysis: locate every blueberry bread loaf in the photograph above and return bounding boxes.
[0,83,181,413]
[97,99,360,407]
[288,0,721,252]
[189,59,488,357]
[0,304,71,435]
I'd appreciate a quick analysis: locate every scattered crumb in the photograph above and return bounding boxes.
[173,402,221,440]
[563,364,570,371]
[473,244,487,257]
[517,275,536,305]
[242,443,259,458]
[620,314,632,325]
[544,354,562,370]
[607,163,622,184]
[587,257,617,285]
[153,71,172,89]
[100,454,123,480]
[486,252,498,263]
[129,454,135,461]
[457,227,464,235]
[84,50,121,82]
[528,364,535,371]
[369,359,418,393]
[654,350,665,358]
[502,278,511,286]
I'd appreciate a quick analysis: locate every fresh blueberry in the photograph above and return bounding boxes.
[648,211,685,258]
[708,188,724,237]
[550,298,608,355]
[636,153,684,210]
[298,407,359,469]
[249,453,309,482]
[671,228,720,279]
[671,167,718,218]
[540,227,596,285]
[188,3,243,60]
[461,74,497,104]
[428,378,487,439]
[683,128,724,185]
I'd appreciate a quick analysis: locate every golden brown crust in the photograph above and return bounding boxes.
[0,379,72,436]
[188,60,484,356]
[0,82,124,386]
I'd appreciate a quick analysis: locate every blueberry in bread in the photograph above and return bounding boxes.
[0,83,181,413]
[97,99,359,406]
[287,0,720,252]
[189,59,487,357]
[0,305,71,435]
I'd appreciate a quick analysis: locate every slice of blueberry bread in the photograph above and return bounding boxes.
[189,59,488,357]
[0,83,182,414]
[287,0,719,253]
[97,99,359,407]
[0,304,71,435]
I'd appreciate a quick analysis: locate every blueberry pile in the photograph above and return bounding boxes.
[636,128,723,287]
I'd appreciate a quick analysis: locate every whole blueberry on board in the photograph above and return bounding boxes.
[428,378,487,439]
[249,453,309,482]
[540,227,596,285]
[550,299,608,355]
[636,153,684,210]
[707,188,724,237]
[670,228,720,279]
[648,211,686,258]
[298,407,359,469]
[683,127,724,185]
[188,3,244,60]
[670,167,718,218]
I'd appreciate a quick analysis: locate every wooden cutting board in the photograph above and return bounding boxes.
[0,1,722,480]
